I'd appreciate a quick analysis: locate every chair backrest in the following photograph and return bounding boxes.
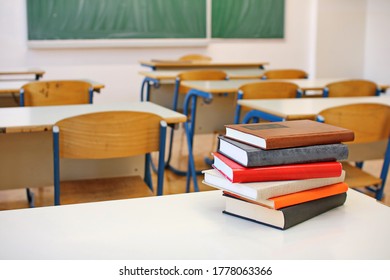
[173,69,227,111]
[20,80,93,106]
[179,54,212,62]
[323,79,379,97]
[177,69,228,94]
[55,111,163,159]
[318,103,390,147]
[234,81,301,123]
[53,111,167,204]
[262,69,308,79]
[317,103,390,200]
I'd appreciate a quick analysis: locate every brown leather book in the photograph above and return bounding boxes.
[225,120,354,150]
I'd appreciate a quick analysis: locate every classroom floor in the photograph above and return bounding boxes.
[0,125,389,210]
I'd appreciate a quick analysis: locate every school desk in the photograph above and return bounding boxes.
[180,78,389,133]
[0,102,186,191]
[0,189,389,260]
[0,67,45,80]
[0,79,105,95]
[237,96,390,122]
[138,69,266,104]
[139,60,269,71]
[181,78,389,95]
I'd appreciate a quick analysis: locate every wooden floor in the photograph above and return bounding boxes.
[1,126,389,210]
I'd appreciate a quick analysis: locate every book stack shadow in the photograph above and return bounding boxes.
[202,120,355,230]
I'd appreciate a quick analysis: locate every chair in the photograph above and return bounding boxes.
[179,54,212,62]
[261,69,308,79]
[234,81,303,124]
[19,80,94,207]
[52,111,167,205]
[323,79,380,97]
[164,70,228,171]
[317,103,390,200]
[173,69,228,110]
[20,80,93,106]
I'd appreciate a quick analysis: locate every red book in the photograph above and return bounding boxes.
[212,152,343,183]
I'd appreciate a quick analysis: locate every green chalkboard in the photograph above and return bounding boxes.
[27,0,284,41]
[212,0,285,38]
[27,0,207,40]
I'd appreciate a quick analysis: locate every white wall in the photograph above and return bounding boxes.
[365,0,390,85]
[1,0,389,104]
[315,0,367,78]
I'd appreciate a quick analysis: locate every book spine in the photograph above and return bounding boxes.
[257,171,345,199]
[245,144,348,167]
[281,192,347,229]
[266,133,353,149]
[271,182,348,209]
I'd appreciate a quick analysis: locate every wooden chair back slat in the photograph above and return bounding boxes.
[239,81,299,100]
[319,103,390,144]
[319,103,390,200]
[179,54,212,62]
[55,111,162,159]
[178,69,227,94]
[262,69,308,79]
[325,79,378,97]
[22,80,92,106]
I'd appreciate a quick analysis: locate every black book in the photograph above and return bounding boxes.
[223,192,347,230]
[218,135,349,167]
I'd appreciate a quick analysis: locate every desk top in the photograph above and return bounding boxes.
[139,69,266,80]
[238,96,390,119]
[0,102,186,133]
[181,78,390,93]
[0,67,45,77]
[0,189,389,260]
[140,60,269,70]
[0,79,105,94]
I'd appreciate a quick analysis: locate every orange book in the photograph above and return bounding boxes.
[223,182,348,210]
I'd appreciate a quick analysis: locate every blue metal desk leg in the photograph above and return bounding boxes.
[183,89,213,192]
[140,77,179,173]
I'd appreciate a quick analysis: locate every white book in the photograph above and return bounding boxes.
[202,168,346,200]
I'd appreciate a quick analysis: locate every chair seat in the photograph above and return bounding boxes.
[343,162,382,189]
[59,176,153,205]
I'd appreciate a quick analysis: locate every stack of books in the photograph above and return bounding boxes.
[202,120,355,230]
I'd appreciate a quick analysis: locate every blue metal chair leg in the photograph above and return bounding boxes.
[26,188,35,208]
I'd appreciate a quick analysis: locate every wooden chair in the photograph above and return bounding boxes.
[261,69,308,79]
[234,81,302,124]
[52,111,167,205]
[165,69,229,172]
[323,79,380,97]
[20,80,93,106]
[173,69,228,110]
[179,54,212,62]
[19,80,93,207]
[317,103,390,200]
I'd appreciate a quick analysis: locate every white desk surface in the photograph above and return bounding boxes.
[139,69,265,80]
[0,102,186,133]
[181,78,389,93]
[140,60,269,69]
[0,67,45,76]
[0,189,389,260]
[0,79,105,94]
[238,96,390,119]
